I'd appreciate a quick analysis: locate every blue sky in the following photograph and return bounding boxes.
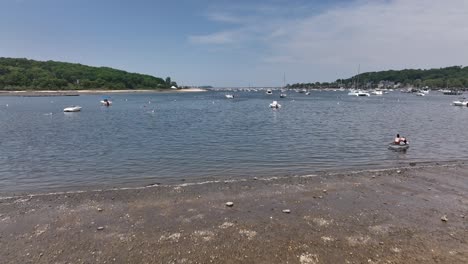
[1,0,468,87]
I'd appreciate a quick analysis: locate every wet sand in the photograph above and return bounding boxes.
[0,161,467,263]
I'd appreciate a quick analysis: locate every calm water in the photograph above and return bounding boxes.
[1,91,467,193]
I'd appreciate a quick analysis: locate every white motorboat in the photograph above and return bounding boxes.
[225,94,234,99]
[452,98,468,106]
[356,90,370,96]
[305,92,311,95]
[415,92,425,96]
[388,142,409,151]
[348,90,359,96]
[266,89,273,95]
[371,90,383,95]
[100,99,112,106]
[279,93,287,98]
[269,101,281,108]
[63,106,82,112]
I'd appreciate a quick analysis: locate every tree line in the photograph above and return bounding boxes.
[289,66,468,89]
[0,57,176,90]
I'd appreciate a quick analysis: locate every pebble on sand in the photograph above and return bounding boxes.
[97,208,103,212]
[282,209,291,214]
[441,215,448,222]
[97,226,105,230]
[226,202,234,207]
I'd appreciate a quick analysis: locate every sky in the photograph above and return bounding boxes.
[1,0,468,87]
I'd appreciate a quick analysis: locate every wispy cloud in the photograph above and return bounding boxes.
[269,0,468,69]
[205,13,246,24]
[188,30,240,44]
[189,0,468,82]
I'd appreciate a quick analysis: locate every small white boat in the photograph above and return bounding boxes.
[371,90,383,95]
[279,93,287,98]
[100,99,112,105]
[388,142,409,151]
[63,106,82,112]
[356,91,370,96]
[415,92,425,96]
[305,92,310,95]
[225,94,234,99]
[269,101,281,108]
[452,98,468,106]
[348,90,359,96]
[266,89,273,95]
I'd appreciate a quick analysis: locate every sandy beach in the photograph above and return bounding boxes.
[0,88,207,96]
[0,161,466,263]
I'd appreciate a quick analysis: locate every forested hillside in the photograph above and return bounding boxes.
[0,58,175,90]
[289,66,468,89]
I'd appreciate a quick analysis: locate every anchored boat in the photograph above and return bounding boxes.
[269,101,281,109]
[63,106,82,112]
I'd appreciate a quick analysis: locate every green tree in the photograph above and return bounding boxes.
[0,57,170,90]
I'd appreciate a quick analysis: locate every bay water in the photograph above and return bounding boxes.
[0,90,467,193]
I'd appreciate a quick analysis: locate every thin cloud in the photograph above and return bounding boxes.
[189,0,468,84]
[188,30,240,44]
[206,13,246,24]
[268,0,468,73]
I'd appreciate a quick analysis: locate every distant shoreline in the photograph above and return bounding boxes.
[0,88,207,96]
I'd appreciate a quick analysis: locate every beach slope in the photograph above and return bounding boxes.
[0,162,467,263]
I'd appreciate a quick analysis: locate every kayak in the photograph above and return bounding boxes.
[388,143,409,151]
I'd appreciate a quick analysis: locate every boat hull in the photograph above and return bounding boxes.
[388,143,409,151]
[452,101,468,106]
[63,107,82,112]
[100,100,112,105]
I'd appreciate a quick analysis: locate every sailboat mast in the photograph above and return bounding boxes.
[357,64,360,89]
[283,72,286,89]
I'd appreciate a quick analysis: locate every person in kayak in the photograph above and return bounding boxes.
[394,134,407,145]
